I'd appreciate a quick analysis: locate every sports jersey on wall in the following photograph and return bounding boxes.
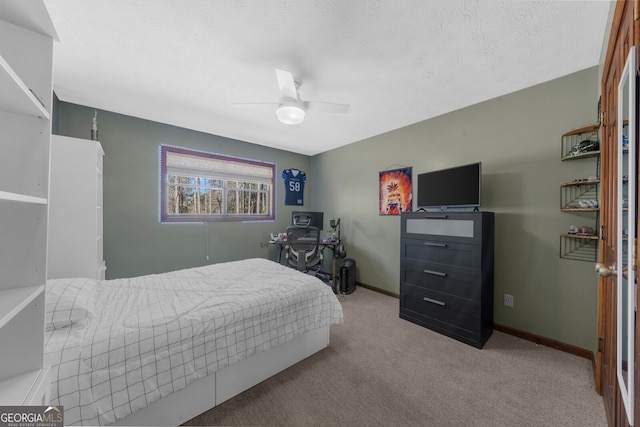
[282,168,306,205]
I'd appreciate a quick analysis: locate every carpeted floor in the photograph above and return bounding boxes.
[184,286,607,426]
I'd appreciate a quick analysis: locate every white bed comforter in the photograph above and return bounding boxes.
[45,258,343,425]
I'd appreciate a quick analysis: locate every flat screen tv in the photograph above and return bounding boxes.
[417,162,481,209]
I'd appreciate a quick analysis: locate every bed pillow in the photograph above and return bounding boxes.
[46,278,97,331]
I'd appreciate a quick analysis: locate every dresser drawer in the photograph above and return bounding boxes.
[401,237,480,271]
[401,212,490,245]
[400,285,484,343]
[401,260,480,304]
[401,280,480,310]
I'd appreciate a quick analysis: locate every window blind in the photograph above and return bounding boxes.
[166,151,273,183]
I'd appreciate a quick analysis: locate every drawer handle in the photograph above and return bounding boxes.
[423,297,446,306]
[423,269,447,277]
[424,215,448,219]
[423,242,447,247]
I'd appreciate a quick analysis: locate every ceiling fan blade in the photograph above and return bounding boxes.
[275,69,298,100]
[305,101,350,114]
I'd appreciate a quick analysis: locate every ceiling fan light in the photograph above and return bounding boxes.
[276,105,305,125]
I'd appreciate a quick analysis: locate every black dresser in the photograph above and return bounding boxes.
[399,211,494,348]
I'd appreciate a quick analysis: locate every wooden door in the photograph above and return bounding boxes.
[599,2,636,426]
[601,32,620,426]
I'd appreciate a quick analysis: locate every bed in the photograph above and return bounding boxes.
[44,258,343,426]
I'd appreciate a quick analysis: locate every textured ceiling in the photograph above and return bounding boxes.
[43,0,611,156]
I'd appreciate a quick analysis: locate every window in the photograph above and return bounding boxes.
[160,145,275,222]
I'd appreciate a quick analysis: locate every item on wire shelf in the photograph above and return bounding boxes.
[578,199,598,208]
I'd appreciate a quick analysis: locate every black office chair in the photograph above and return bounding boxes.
[292,212,313,227]
[285,225,323,273]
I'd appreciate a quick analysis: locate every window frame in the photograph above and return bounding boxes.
[160,145,276,223]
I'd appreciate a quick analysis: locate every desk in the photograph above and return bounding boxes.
[269,238,342,293]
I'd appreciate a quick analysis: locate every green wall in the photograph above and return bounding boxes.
[311,67,600,351]
[57,66,600,351]
[56,103,311,278]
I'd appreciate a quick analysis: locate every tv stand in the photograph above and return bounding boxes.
[399,211,494,348]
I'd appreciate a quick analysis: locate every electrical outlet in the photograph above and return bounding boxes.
[504,294,514,307]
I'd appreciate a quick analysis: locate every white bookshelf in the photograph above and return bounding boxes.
[0,0,56,406]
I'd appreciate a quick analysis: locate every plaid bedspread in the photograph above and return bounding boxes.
[45,258,343,425]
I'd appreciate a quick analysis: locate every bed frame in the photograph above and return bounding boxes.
[111,325,330,426]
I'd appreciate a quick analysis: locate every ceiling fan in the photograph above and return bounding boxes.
[233,69,350,126]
